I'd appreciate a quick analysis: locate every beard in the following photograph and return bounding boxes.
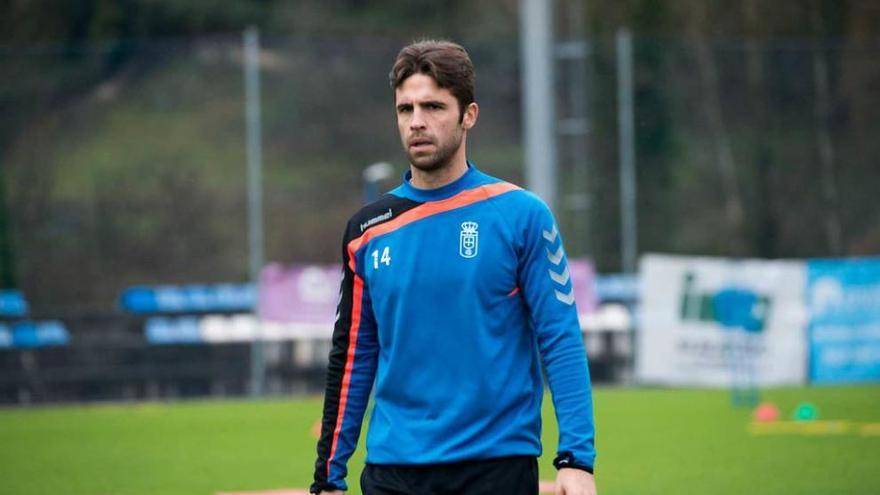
[405,128,463,172]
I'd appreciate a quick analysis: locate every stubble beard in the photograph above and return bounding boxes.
[406,128,463,173]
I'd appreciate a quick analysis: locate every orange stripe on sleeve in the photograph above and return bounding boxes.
[326,274,365,475]
[346,182,520,271]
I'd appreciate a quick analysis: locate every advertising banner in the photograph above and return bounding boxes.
[0,290,28,317]
[807,257,880,383]
[121,284,256,313]
[569,258,598,318]
[258,263,342,325]
[636,254,808,386]
[1,321,70,348]
[257,259,597,330]
[0,325,11,348]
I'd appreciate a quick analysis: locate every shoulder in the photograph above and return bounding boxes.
[487,181,552,218]
[469,170,543,209]
[342,193,421,243]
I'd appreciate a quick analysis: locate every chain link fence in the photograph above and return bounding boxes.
[1,32,878,401]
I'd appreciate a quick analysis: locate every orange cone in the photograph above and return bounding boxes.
[753,402,780,422]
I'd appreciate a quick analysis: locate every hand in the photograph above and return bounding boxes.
[555,468,597,495]
[319,491,344,495]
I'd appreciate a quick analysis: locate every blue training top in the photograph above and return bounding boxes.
[311,163,596,492]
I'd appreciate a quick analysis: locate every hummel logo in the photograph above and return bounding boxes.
[546,245,564,265]
[542,225,558,243]
[555,288,575,305]
[548,265,571,286]
[360,208,393,232]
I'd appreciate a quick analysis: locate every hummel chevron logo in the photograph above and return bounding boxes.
[555,288,575,305]
[546,245,564,265]
[542,225,558,243]
[548,265,571,286]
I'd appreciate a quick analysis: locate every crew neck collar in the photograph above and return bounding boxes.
[399,161,480,202]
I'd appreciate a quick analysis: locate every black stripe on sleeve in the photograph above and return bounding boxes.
[311,194,421,492]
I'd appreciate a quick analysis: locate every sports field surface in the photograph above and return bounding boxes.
[1,385,878,495]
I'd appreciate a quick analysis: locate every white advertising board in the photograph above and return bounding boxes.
[636,254,808,386]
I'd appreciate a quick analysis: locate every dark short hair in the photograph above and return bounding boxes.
[389,40,475,121]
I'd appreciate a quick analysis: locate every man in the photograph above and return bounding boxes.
[311,40,597,495]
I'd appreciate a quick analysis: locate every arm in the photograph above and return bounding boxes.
[516,197,597,479]
[311,224,379,494]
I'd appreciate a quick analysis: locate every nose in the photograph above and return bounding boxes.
[409,108,426,130]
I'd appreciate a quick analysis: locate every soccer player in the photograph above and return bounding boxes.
[311,40,597,495]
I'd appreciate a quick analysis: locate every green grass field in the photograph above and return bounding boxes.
[1,386,879,495]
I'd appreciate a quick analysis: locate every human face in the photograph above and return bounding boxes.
[395,73,476,173]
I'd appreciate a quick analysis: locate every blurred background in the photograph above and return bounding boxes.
[1,0,878,402]
[2,2,880,494]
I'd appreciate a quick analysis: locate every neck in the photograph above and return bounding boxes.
[409,143,469,190]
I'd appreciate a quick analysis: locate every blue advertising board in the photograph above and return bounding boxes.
[0,324,11,348]
[807,257,880,383]
[595,273,639,303]
[0,290,28,317]
[145,317,203,344]
[121,284,256,314]
[5,321,70,348]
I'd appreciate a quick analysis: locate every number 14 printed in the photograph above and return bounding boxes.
[372,246,391,269]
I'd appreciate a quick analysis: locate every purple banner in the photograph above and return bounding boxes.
[569,258,598,314]
[258,263,342,324]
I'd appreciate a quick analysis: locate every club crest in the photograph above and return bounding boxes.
[459,221,479,258]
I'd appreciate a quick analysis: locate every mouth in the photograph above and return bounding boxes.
[408,137,434,151]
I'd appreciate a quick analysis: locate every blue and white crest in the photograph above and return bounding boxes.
[459,221,479,258]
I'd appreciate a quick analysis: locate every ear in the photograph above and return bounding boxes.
[461,102,479,130]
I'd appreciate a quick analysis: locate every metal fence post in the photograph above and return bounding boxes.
[244,26,266,397]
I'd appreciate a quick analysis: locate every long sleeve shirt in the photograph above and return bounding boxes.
[311,163,596,493]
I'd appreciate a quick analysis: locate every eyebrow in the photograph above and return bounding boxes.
[396,100,447,112]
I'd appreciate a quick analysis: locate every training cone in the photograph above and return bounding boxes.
[792,402,819,422]
[753,402,780,423]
